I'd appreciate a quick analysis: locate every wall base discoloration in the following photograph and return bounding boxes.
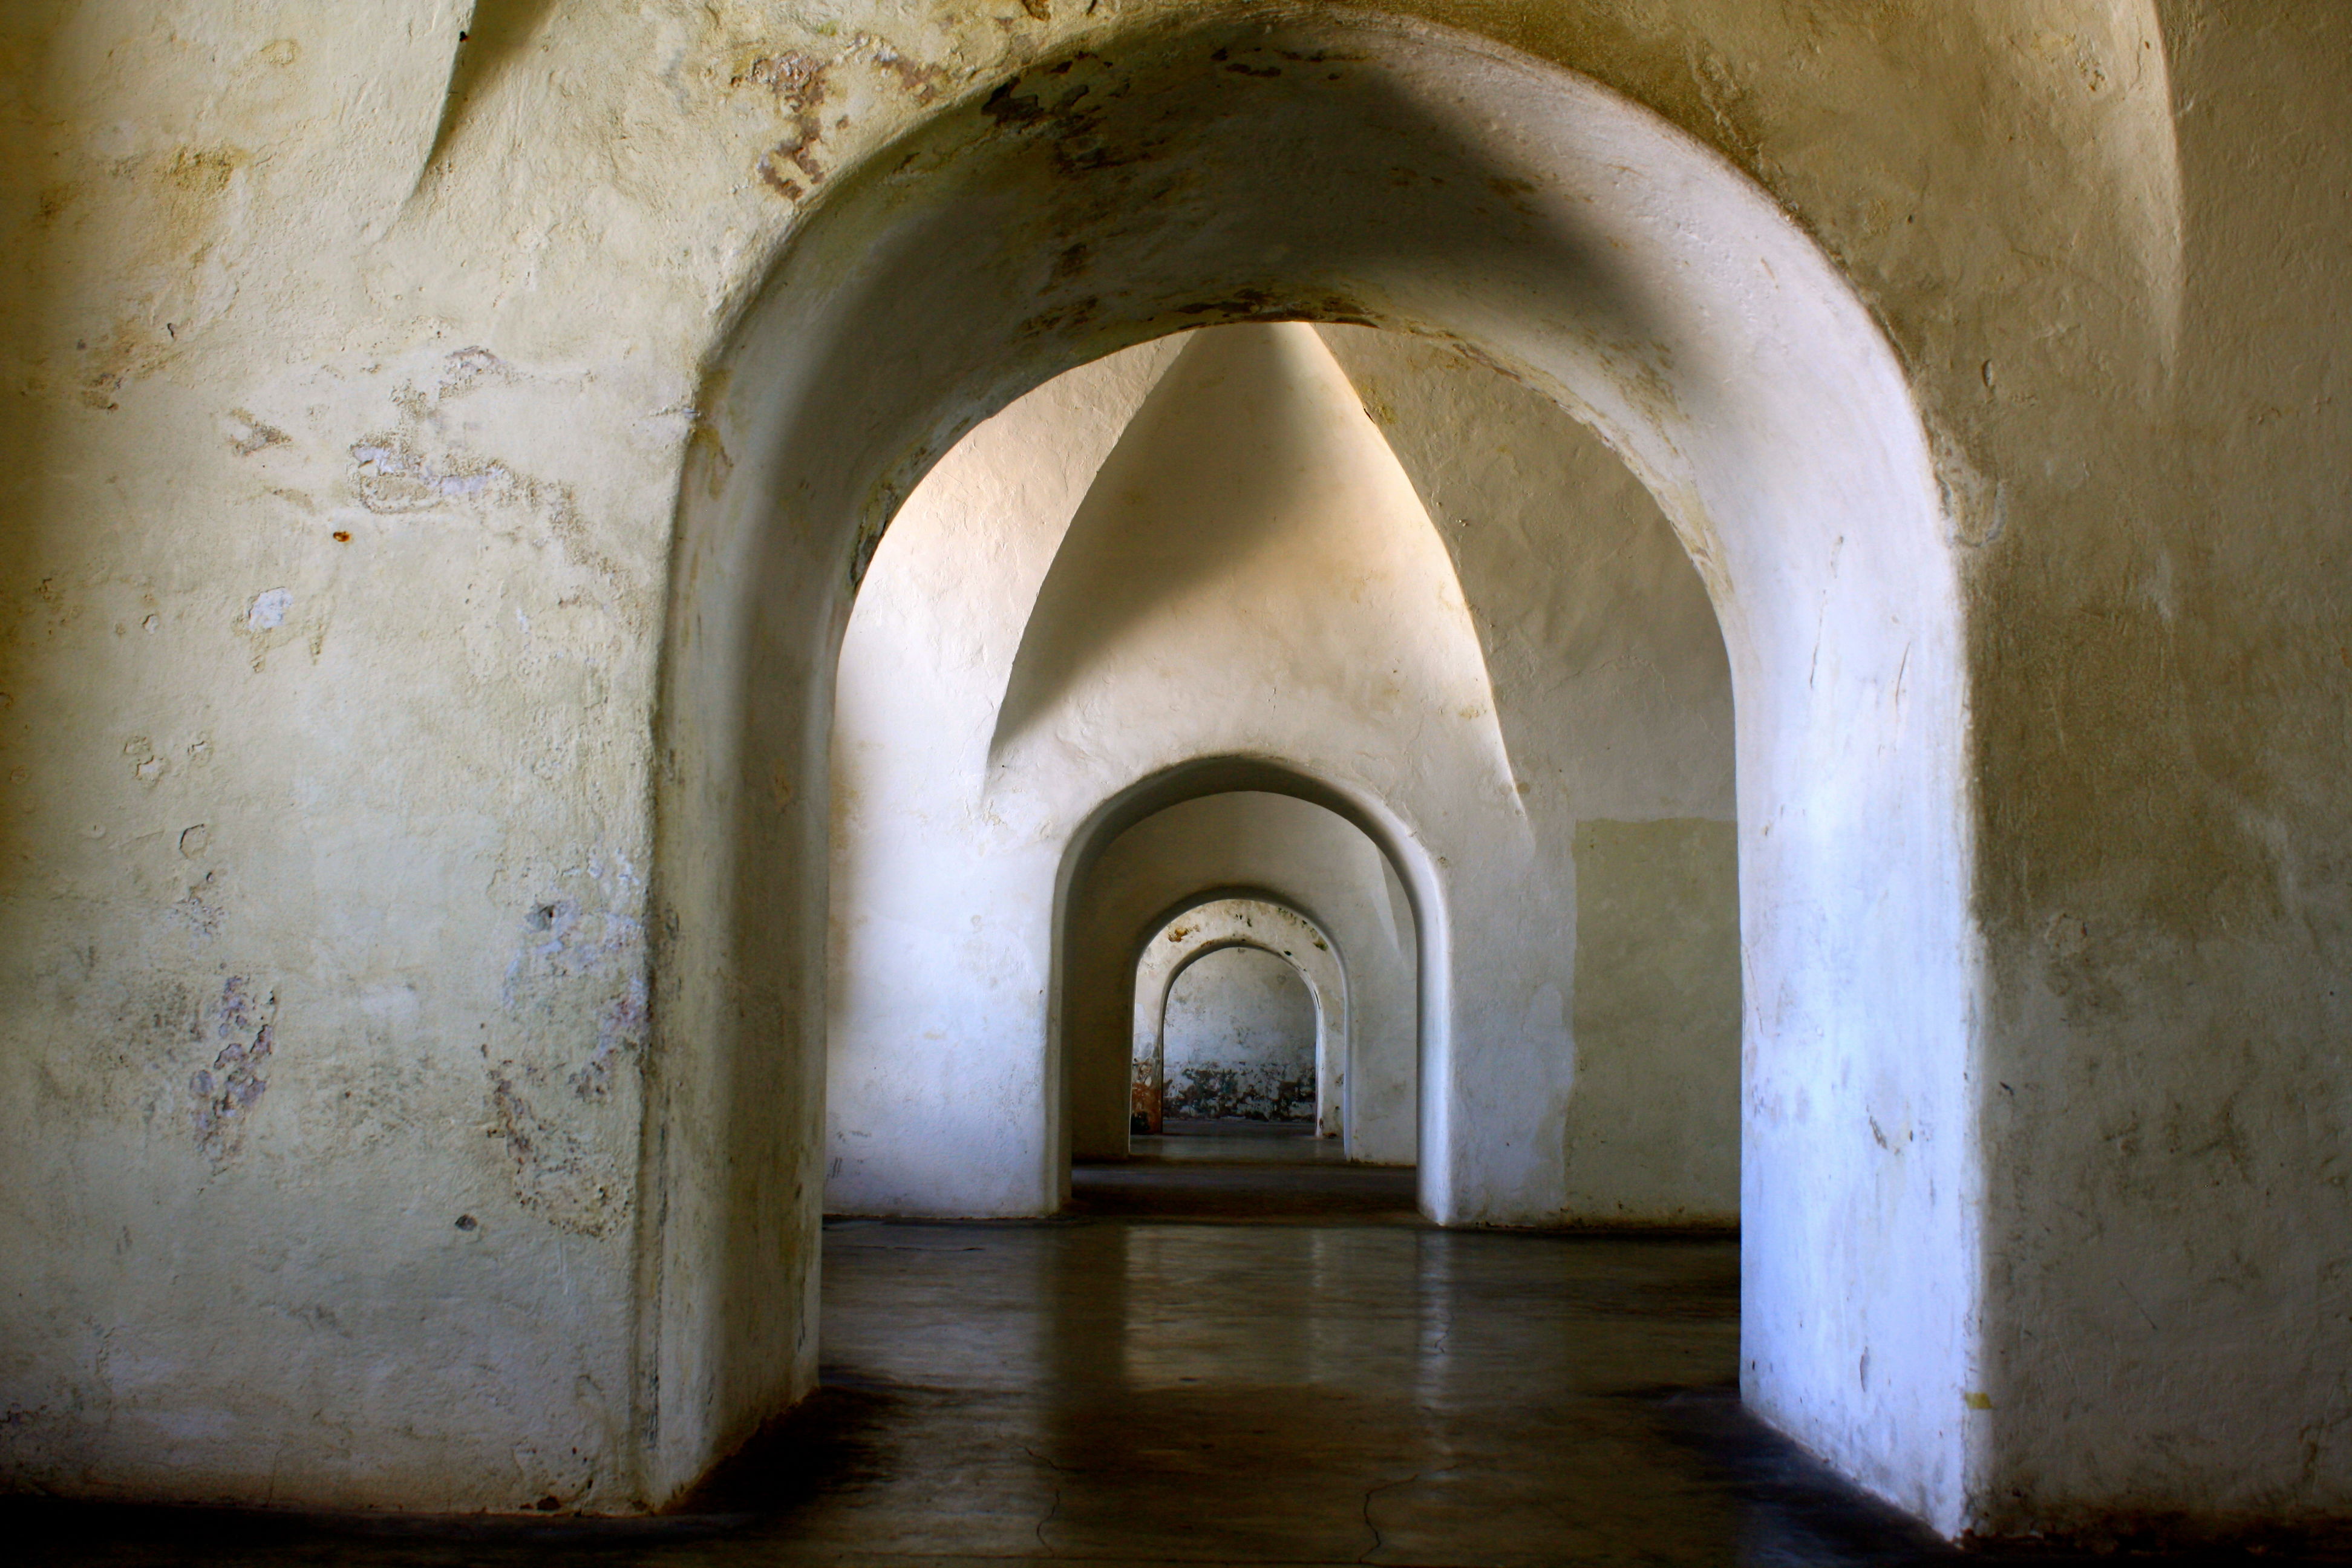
[1163,1067,1316,1125]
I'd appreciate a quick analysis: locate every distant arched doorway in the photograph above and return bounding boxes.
[1057,783,1423,1176]
[1132,898,1347,1138]
[1157,945,1318,1128]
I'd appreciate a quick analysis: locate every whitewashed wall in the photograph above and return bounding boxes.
[1316,328,1742,1217]
[828,322,1503,1210]
[830,321,1739,1215]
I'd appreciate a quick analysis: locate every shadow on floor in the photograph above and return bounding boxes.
[1074,1114,1414,1220]
[1068,1157,1419,1221]
[1134,1118,1354,1163]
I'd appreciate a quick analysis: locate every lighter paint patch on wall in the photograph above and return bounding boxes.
[1567,818,1740,1222]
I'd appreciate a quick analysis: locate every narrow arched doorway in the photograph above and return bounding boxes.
[1134,902,1342,1140]
[1157,944,1318,1128]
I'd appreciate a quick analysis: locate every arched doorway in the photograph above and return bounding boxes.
[653,8,1971,1529]
[1130,897,1352,1143]
[1151,935,1325,1132]
[826,319,1733,1217]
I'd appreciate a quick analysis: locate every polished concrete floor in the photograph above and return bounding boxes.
[9,1134,2334,1565]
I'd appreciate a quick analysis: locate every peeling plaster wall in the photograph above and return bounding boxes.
[827,338,1187,1217]
[1161,947,1317,1125]
[0,0,2346,1541]
[0,1,678,1517]
[1315,325,1739,1222]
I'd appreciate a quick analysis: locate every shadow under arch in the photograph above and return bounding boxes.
[1053,754,1445,953]
[1160,930,1329,994]
[651,2,1974,1534]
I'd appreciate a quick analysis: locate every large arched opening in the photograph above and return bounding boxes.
[825,311,1733,1222]
[653,7,1971,1532]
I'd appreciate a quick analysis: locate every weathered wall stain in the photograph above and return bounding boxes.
[738,51,832,200]
[224,407,288,457]
[570,970,646,1102]
[1162,1064,1314,1123]
[740,31,955,201]
[166,874,224,940]
[502,858,651,1119]
[1161,945,1319,1123]
[487,1068,626,1237]
[189,975,275,1161]
[1125,897,1356,1140]
[340,346,640,618]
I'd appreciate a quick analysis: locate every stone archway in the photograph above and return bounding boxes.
[655,7,1970,1529]
[1132,898,1350,1140]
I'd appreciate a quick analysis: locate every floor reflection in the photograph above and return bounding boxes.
[14,1161,2307,1566]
